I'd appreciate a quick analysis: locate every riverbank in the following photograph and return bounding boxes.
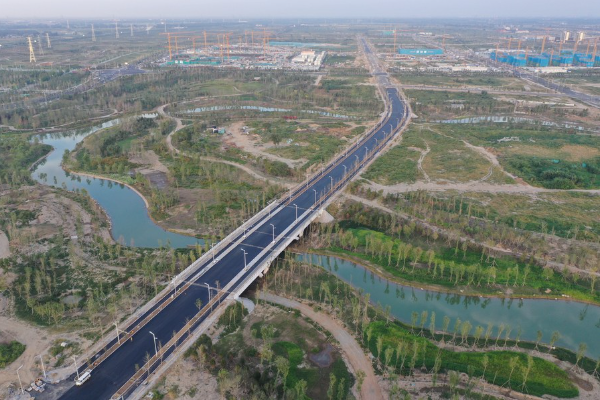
[63,166,202,242]
[301,248,600,308]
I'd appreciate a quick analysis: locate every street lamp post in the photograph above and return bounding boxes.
[241,248,248,271]
[355,154,359,166]
[72,357,80,380]
[329,175,333,190]
[365,147,369,158]
[343,165,347,177]
[269,223,275,244]
[36,355,47,379]
[312,189,317,206]
[203,283,212,303]
[16,365,24,394]
[149,331,158,356]
[211,243,216,264]
[114,321,121,344]
[292,203,298,220]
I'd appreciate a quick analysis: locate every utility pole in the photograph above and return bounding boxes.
[16,365,24,394]
[36,355,47,379]
[72,357,80,380]
[27,37,36,63]
[46,32,51,49]
[91,24,96,42]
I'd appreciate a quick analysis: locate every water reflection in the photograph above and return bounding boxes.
[31,120,202,249]
[299,253,600,356]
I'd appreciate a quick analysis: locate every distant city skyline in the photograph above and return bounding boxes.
[2,0,600,19]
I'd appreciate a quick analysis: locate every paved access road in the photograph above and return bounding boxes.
[57,40,407,400]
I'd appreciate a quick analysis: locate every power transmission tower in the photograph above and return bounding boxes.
[92,24,96,42]
[46,33,51,48]
[115,22,119,39]
[27,37,36,63]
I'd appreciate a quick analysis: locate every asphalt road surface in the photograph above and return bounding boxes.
[57,41,406,400]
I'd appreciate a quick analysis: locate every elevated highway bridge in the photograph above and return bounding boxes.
[59,38,411,400]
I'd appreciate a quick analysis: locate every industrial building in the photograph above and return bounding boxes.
[398,48,444,56]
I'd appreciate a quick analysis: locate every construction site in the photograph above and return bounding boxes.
[491,30,600,71]
[160,30,326,71]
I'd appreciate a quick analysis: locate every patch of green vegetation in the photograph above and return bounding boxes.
[367,321,578,398]
[395,74,524,88]
[506,156,600,189]
[0,133,51,186]
[323,219,599,304]
[363,145,419,184]
[324,55,355,65]
[406,90,511,118]
[267,134,345,168]
[0,341,26,368]
[217,302,248,335]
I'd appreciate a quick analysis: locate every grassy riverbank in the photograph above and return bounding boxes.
[314,223,600,305]
[264,253,592,398]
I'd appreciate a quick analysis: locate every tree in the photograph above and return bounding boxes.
[356,370,366,397]
[549,331,561,352]
[507,356,519,386]
[534,330,543,351]
[575,342,587,369]
[327,373,337,400]
[275,356,290,386]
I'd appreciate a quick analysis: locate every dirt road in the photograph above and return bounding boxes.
[0,231,9,259]
[259,292,384,400]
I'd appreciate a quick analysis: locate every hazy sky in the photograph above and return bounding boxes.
[3,0,600,19]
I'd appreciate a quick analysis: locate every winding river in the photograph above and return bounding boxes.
[298,253,600,357]
[31,121,201,248]
[29,119,599,357]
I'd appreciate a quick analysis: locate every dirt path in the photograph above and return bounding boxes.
[411,141,431,182]
[364,180,600,195]
[158,105,296,187]
[259,292,384,400]
[226,122,306,168]
[0,316,54,386]
[156,104,183,155]
[199,156,294,188]
[0,231,9,259]
[342,192,600,281]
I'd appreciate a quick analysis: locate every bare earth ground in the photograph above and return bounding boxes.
[259,292,384,400]
[152,358,219,400]
[225,121,307,168]
[0,231,9,259]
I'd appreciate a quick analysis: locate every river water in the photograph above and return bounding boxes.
[181,105,351,119]
[31,121,201,249]
[298,253,600,356]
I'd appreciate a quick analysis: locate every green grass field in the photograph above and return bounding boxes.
[367,321,578,398]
